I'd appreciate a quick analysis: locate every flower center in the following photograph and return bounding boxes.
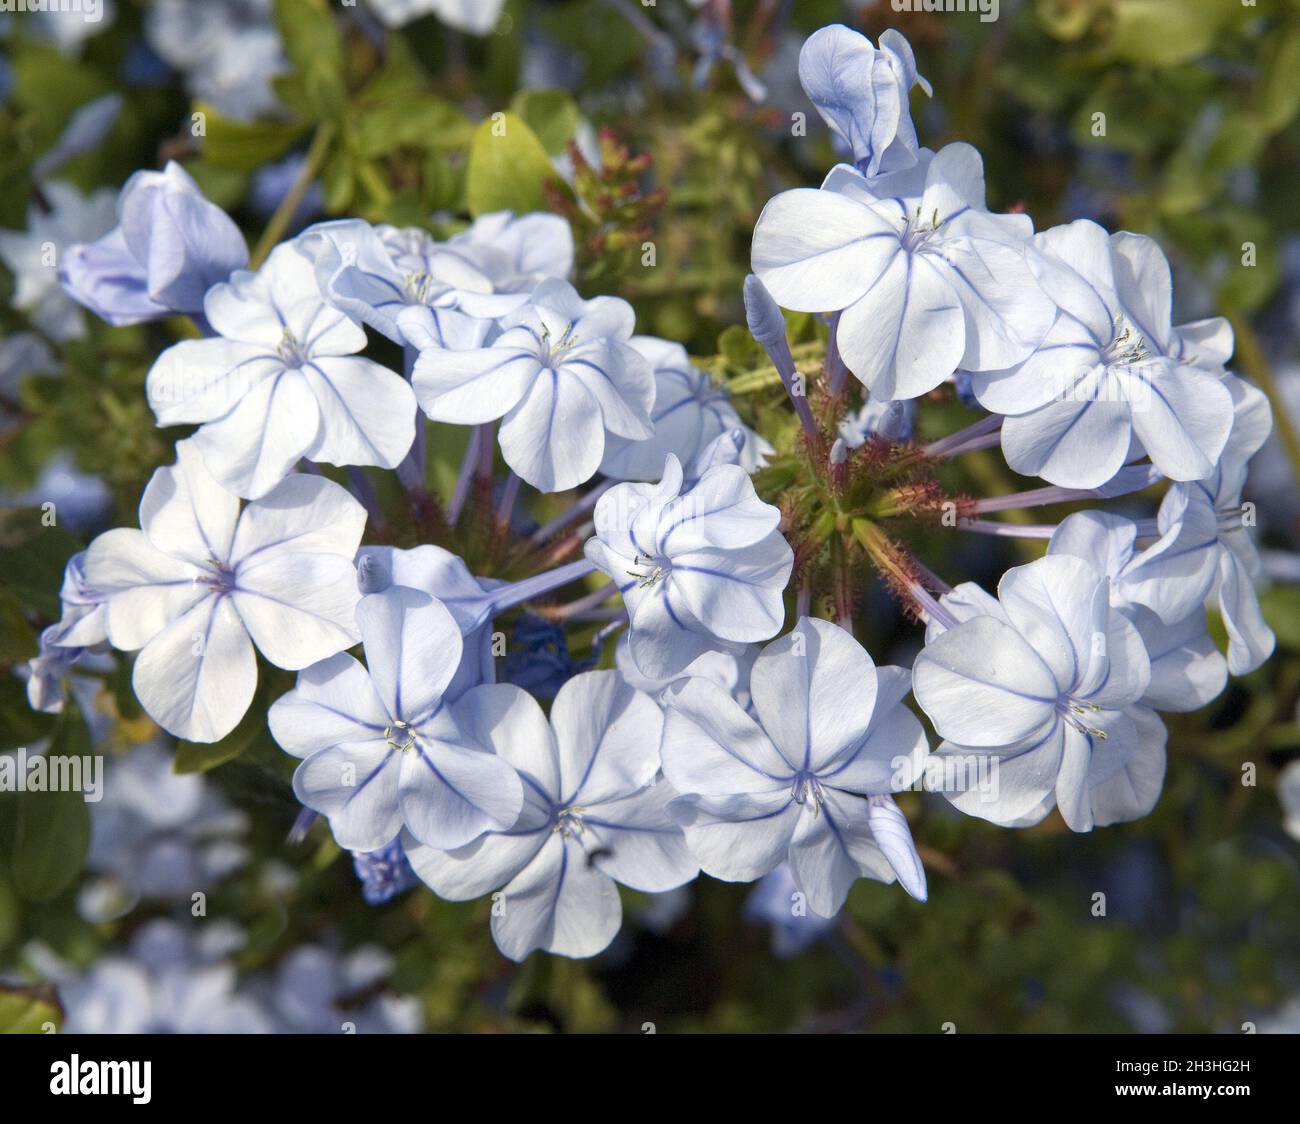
[553,806,588,837]
[538,322,579,366]
[901,205,944,251]
[1104,314,1150,367]
[791,772,827,815]
[403,272,446,306]
[1057,697,1108,740]
[198,557,237,595]
[384,720,416,752]
[625,554,668,589]
[276,329,308,368]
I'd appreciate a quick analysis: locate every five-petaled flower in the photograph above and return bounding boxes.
[83,440,366,742]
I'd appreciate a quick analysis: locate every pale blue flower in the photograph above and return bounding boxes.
[146,242,417,499]
[585,454,793,679]
[614,632,756,713]
[405,670,697,961]
[367,0,506,35]
[270,945,422,1033]
[975,221,1235,488]
[58,919,272,1034]
[354,543,501,699]
[352,840,420,905]
[744,863,838,957]
[84,440,367,742]
[449,210,574,291]
[79,741,249,923]
[663,617,930,915]
[752,144,1055,400]
[23,551,110,714]
[146,0,286,122]
[269,586,524,853]
[1046,512,1226,711]
[913,555,1160,832]
[33,93,122,181]
[797,24,931,178]
[600,336,771,481]
[0,181,116,341]
[1141,375,1276,674]
[61,161,248,327]
[838,393,915,446]
[414,278,655,491]
[296,218,527,346]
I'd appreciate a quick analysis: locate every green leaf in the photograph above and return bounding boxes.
[355,97,473,158]
[273,0,347,120]
[0,678,56,754]
[465,113,559,218]
[0,508,81,621]
[1206,112,1266,171]
[509,89,580,157]
[0,588,36,664]
[1258,25,1300,133]
[1259,585,1300,653]
[0,985,61,1034]
[198,103,309,172]
[1109,0,1230,67]
[717,324,762,369]
[10,711,93,904]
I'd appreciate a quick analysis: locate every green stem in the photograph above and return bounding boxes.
[249,123,336,270]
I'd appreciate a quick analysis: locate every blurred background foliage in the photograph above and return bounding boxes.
[1,0,1299,1033]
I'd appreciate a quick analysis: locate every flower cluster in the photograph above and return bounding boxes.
[27,21,1275,966]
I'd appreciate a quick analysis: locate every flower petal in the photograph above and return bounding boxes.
[268,652,390,758]
[492,834,622,961]
[232,551,360,670]
[836,249,965,400]
[133,594,256,742]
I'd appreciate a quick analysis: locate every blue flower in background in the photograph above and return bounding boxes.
[744,864,838,958]
[501,612,596,699]
[352,840,420,905]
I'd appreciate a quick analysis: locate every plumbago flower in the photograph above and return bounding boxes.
[585,454,793,679]
[61,161,248,327]
[1046,512,1227,713]
[913,556,1162,832]
[13,18,1286,972]
[662,618,929,916]
[404,670,697,961]
[145,0,287,123]
[412,278,655,491]
[268,587,523,853]
[0,181,116,341]
[296,212,568,346]
[798,24,932,178]
[751,143,1056,400]
[599,336,771,481]
[146,242,417,499]
[971,222,1235,488]
[83,440,365,742]
[1140,376,1276,674]
[55,920,273,1034]
[366,0,507,35]
[25,551,110,714]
